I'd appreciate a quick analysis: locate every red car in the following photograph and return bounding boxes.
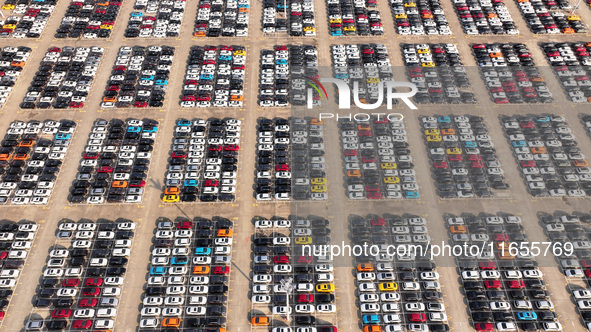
[78,298,98,307]
[97,166,113,173]
[82,287,101,296]
[85,278,103,286]
[72,320,92,329]
[276,164,290,171]
[408,313,426,322]
[204,180,219,187]
[468,155,481,161]
[273,255,290,264]
[62,278,80,287]
[213,266,229,274]
[370,218,386,226]
[494,98,509,104]
[358,130,372,137]
[494,234,509,241]
[129,180,146,187]
[475,323,493,332]
[171,151,186,158]
[433,161,448,169]
[182,95,195,101]
[134,101,148,107]
[209,145,222,151]
[521,161,536,168]
[51,309,71,318]
[367,191,382,199]
[448,155,463,162]
[69,102,84,108]
[297,294,314,303]
[362,156,375,163]
[585,270,591,278]
[83,152,99,159]
[177,220,193,229]
[520,121,534,128]
[0,252,7,259]
[344,149,358,156]
[365,185,380,192]
[297,256,313,263]
[479,261,496,270]
[224,144,239,151]
[484,280,501,289]
[506,280,525,289]
[471,162,485,168]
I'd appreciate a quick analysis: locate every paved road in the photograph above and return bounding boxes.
[1,0,591,330]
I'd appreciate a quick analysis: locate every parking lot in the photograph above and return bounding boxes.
[445,212,565,332]
[516,0,586,34]
[0,46,31,108]
[0,0,56,38]
[390,0,451,35]
[326,0,383,36]
[193,0,250,37]
[68,118,158,204]
[123,0,185,38]
[54,0,121,39]
[250,216,337,331]
[350,214,450,332]
[421,115,510,198]
[262,0,317,36]
[25,219,135,331]
[541,42,591,103]
[137,216,233,330]
[1,120,76,205]
[162,117,240,203]
[452,0,518,35]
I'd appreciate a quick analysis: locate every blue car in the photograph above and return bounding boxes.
[131,11,143,17]
[195,247,211,255]
[275,59,287,65]
[200,74,213,80]
[142,126,158,133]
[516,312,537,321]
[437,116,451,123]
[155,80,168,86]
[238,3,249,7]
[150,267,167,275]
[512,141,526,148]
[177,119,191,126]
[218,55,231,61]
[463,141,477,148]
[362,315,380,324]
[404,191,420,199]
[184,180,198,187]
[171,257,189,265]
[331,30,342,36]
[55,133,71,140]
[141,75,154,81]
[535,116,550,122]
[335,73,349,79]
[127,126,141,133]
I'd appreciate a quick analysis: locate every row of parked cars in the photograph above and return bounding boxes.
[326,0,383,36]
[20,46,104,109]
[26,220,135,331]
[124,0,184,38]
[251,217,337,331]
[101,45,174,108]
[351,214,449,332]
[258,45,319,107]
[517,0,584,34]
[194,0,250,37]
[341,117,419,200]
[180,45,246,108]
[402,43,475,104]
[0,0,56,38]
[0,46,31,107]
[331,44,394,106]
[162,118,241,203]
[262,0,316,36]
[0,221,37,326]
[138,217,233,330]
[542,42,591,103]
[69,118,158,204]
[422,115,509,198]
[446,213,563,332]
[452,0,518,35]
[55,0,120,39]
[502,114,590,197]
[473,43,553,104]
[390,0,451,35]
[539,212,591,330]
[1,120,75,205]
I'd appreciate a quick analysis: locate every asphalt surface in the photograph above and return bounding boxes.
[1,0,591,330]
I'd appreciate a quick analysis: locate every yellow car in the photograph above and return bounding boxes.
[2,4,14,9]
[426,135,441,142]
[395,13,407,18]
[330,19,342,23]
[311,185,327,193]
[295,236,312,245]
[162,195,180,203]
[417,48,430,54]
[233,50,246,56]
[383,177,400,184]
[421,62,435,68]
[381,162,397,170]
[2,24,16,30]
[316,283,335,293]
[446,148,462,155]
[404,2,416,7]
[379,282,398,291]
[344,26,356,31]
[304,27,315,32]
[567,15,580,21]
[311,178,327,185]
[424,129,440,136]
[310,118,323,125]
[100,24,113,30]
[366,77,380,84]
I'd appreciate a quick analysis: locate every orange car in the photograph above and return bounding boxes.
[490,52,502,58]
[364,326,382,332]
[422,13,433,19]
[10,61,25,67]
[164,187,180,195]
[450,226,466,234]
[112,181,128,188]
[563,27,574,33]
[239,6,249,11]
[310,118,323,125]
[19,140,34,147]
[531,147,546,154]
[13,153,28,160]
[441,128,455,135]
[230,95,243,101]
[573,160,588,167]
[0,153,10,161]
[357,124,371,131]
[347,170,361,177]
[356,263,374,272]
[162,318,181,327]
[487,13,498,18]
[193,266,210,274]
[496,241,509,250]
[217,229,233,237]
[251,317,269,326]
[103,96,116,102]
[531,76,545,82]
[194,31,206,37]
